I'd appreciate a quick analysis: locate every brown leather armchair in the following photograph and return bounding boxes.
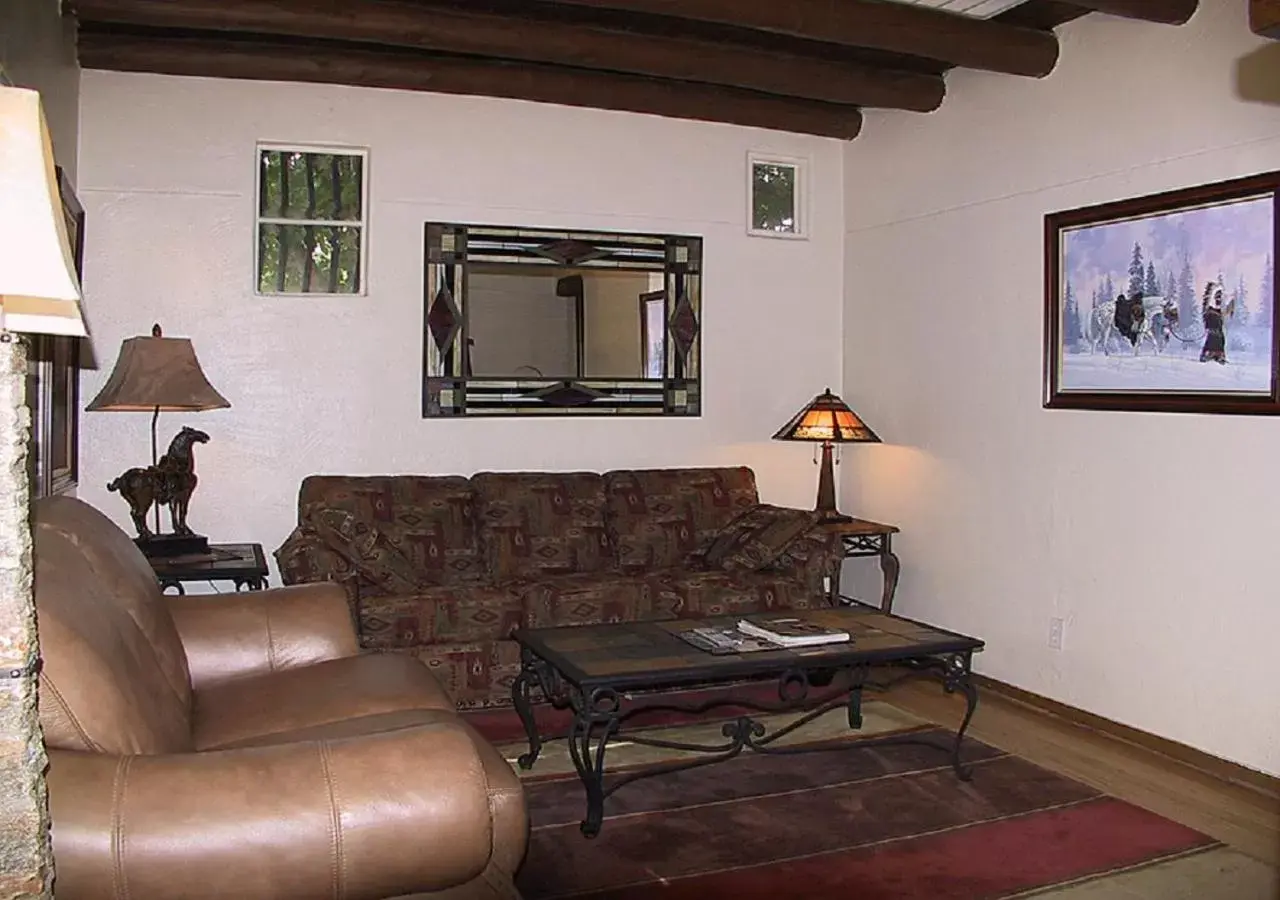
[33,496,528,900]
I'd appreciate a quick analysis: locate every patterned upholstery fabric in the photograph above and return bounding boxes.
[522,572,679,628]
[472,472,613,582]
[311,509,422,594]
[297,475,486,587]
[603,467,759,572]
[654,569,818,618]
[278,466,838,709]
[275,525,352,590]
[357,582,527,650]
[702,504,822,572]
[766,529,843,596]
[393,640,524,710]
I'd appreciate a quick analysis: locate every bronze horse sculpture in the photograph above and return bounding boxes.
[108,426,209,539]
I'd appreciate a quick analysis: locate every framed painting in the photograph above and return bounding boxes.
[1044,170,1280,415]
[29,166,84,497]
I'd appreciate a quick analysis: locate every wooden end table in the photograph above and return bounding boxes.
[149,543,270,595]
[823,518,900,612]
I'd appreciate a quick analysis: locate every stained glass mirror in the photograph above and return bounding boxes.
[423,223,702,417]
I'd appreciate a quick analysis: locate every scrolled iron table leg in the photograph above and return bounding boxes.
[511,649,543,770]
[942,652,979,781]
[568,686,621,838]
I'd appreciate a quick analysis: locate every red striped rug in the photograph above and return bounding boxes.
[488,722,1219,899]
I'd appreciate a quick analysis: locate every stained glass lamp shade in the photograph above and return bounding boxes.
[772,388,880,523]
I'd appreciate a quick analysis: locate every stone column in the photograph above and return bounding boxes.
[0,335,53,899]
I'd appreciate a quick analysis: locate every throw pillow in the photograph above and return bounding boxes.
[701,504,820,572]
[311,509,422,594]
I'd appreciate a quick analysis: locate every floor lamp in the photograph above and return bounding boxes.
[772,388,881,524]
[0,85,90,898]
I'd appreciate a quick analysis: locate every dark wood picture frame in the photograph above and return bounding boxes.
[29,167,84,497]
[1044,170,1280,416]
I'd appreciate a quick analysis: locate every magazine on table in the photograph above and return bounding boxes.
[677,625,786,655]
[736,616,851,648]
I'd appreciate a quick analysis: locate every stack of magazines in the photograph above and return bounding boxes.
[736,616,851,648]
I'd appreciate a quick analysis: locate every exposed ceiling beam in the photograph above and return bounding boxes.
[74,30,865,139]
[1066,0,1198,24]
[1251,0,1280,38]
[531,0,1061,77]
[67,0,944,110]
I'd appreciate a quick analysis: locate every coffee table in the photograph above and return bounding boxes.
[510,606,984,837]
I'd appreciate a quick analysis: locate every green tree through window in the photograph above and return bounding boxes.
[257,147,365,294]
[751,161,800,234]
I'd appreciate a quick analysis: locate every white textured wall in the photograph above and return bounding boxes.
[76,72,844,580]
[842,0,1280,775]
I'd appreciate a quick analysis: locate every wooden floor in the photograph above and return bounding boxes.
[881,674,1280,868]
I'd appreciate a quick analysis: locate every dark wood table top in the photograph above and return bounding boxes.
[149,543,267,581]
[820,517,900,535]
[512,607,982,691]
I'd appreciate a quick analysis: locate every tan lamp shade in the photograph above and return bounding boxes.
[772,388,880,444]
[0,86,86,337]
[86,324,230,412]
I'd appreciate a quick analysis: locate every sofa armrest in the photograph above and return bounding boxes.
[168,582,360,690]
[768,526,843,596]
[48,722,496,900]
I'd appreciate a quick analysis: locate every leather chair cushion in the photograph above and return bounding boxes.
[193,652,455,750]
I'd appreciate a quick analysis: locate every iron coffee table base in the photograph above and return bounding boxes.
[511,651,979,839]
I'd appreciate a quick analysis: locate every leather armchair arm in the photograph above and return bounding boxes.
[48,721,496,900]
[168,582,359,690]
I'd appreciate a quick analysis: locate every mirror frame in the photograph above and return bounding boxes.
[422,222,703,417]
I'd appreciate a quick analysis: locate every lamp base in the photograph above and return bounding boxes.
[814,509,853,525]
[136,533,210,559]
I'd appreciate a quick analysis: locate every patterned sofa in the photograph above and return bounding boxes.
[276,467,839,709]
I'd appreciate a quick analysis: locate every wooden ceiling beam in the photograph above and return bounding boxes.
[1251,0,1280,39]
[67,0,944,111]
[74,30,865,139]
[531,0,1061,77]
[1067,0,1197,24]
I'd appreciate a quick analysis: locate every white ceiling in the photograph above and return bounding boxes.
[884,0,1027,18]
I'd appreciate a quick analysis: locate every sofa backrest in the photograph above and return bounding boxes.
[471,471,612,582]
[33,497,193,754]
[298,475,487,588]
[603,467,760,572]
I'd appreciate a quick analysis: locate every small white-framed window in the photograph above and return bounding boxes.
[747,152,807,239]
[255,143,368,295]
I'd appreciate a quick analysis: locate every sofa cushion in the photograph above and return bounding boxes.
[192,652,455,750]
[356,582,528,650]
[653,569,817,618]
[298,475,487,587]
[604,467,759,572]
[522,571,679,628]
[312,509,424,594]
[702,504,821,572]
[472,471,612,581]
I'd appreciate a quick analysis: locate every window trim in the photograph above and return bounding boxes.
[746,151,809,240]
[253,142,370,297]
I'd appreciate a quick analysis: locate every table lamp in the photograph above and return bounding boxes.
[772,388,880,524]
[0,84,89,894]
[86,323,229,558]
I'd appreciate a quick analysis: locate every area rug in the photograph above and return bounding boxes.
[466,698,1271,899]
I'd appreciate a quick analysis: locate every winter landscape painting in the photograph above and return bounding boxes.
[1044,171,1280,415]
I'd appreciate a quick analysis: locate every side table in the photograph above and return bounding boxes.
[149,543,270,595]
[822,518,900,613]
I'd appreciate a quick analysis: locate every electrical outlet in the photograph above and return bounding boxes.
[1048,617,1064,651]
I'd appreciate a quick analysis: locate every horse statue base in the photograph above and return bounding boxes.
[135,532,211,560]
